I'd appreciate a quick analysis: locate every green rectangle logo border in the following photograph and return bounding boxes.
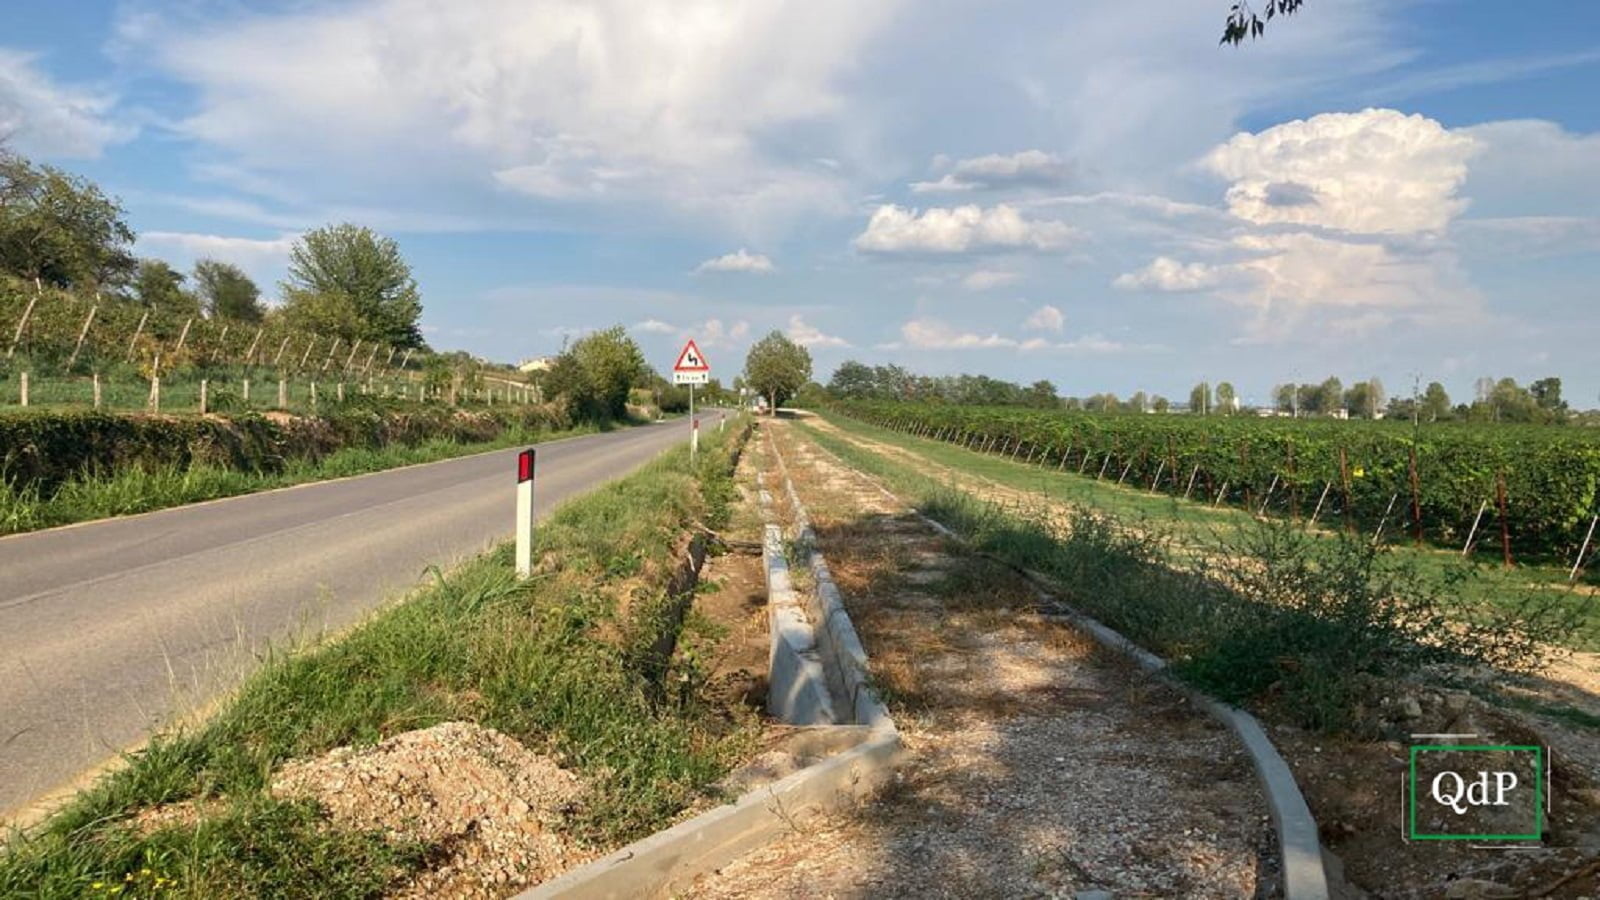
[1407,744,1543,841]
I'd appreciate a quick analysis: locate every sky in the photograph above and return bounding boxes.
[2,0,1597,408]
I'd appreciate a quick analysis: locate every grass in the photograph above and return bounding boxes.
[0,419,760,898]
[0,421,614,535]
[815,411,1600,647]
[794,418,1592,734]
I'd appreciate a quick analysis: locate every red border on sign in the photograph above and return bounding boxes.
[673,339,711,372]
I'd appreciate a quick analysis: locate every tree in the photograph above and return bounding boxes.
[544,325,647,422]
[1530,377,1567,413]
[0,149,137,289]
[1189,382,1210,414]
[1420,382,1451,422]
[1152,395,1171,414]
[194,259,264,322]
[1126,391,1148,413]
[133,259,198,315]
[1316,376,1344,415]
[1215,381,1237,413]
[1220,0,1306,45]
[1273,383,1296,413]
[281,223,424,348]
[828,360,877,399]
[1025,379,1058,408]
[743,331,812,413]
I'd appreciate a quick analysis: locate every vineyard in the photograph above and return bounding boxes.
[0,276,536,413]
[833,400,1600,565]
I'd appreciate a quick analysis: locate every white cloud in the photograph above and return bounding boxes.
[911,150,1074,193]
[1023,304,1064,333]
[1113,257,1225,292]
[853,204,1080,255]
[133,232,299,285]
[1202,108,1478,234]
[961,269,1020,291]
[0,50,131,157]
[693,248,775,274]
[633,318,678,334]
[140,0,904,231]
[694,318,751,349]
[787,315,850,348]
[900,318,1018,350]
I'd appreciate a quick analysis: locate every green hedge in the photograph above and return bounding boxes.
[0,404,571,497]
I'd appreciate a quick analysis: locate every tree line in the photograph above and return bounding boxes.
[1,143,427,354]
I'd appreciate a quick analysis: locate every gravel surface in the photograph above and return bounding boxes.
[686,421,1279,899]
[270,721,594,899]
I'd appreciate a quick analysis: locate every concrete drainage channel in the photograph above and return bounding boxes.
[796,428,1346,900]
[518,426,902,900]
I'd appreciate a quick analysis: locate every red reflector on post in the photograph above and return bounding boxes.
[517,448,535,483]
[693,418,700,429]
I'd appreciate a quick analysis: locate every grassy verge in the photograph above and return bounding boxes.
[1,419,759,897]
[816,411,1600,645]
[0,419,624,535]
[795,419,1590,734]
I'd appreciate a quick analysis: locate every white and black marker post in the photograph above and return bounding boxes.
[516,448,536,579]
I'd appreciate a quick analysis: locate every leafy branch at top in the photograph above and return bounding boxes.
[1221,0,1306,46]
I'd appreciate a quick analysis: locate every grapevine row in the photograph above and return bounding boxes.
[835,400,1600,563]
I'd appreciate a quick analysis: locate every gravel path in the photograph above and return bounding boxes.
[686,421,1279,899]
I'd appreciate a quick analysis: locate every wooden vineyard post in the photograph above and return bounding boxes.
[337,382,344,403]
[149,376,160,412]
[212,324,230,363]
[321,338,341,373]
[7,292,39,359]
[299,337,316,370]
[1285,442,1299,520]
[244,327,267,364]
[1338,446,1354,533]
[173,317,194,355]
[199,379,209,415]
[362,345,380,376]
[19,371,28,407]
[125,310,149,362]
[278,378,287,409]
[243,378,251,404]
[67,304,98,370]
[270,334,289,367]
[343,340,361,371]
[311,382,318,408]
[92,373,101,408]
[1240,444,1252,513]
[1408,445,1424,546]
[1496,471,1513,568]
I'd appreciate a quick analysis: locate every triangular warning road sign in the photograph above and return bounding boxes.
[673,339,711,372]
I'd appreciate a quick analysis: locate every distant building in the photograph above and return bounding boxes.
[517,356,555,374]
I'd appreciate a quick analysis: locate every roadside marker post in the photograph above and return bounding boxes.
[516,448,536,579]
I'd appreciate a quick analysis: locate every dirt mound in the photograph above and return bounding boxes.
[270,721,593,898]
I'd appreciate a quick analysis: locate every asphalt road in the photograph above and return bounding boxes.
[0,414,721,822]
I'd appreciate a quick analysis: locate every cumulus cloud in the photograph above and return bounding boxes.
[853,204,1080,254]
[694,318,751,349]
[961,269,1020,291]
[134,231,299,284]
[0,50,131,157]
[1113,257,1225,292]
[1023,304,1064,332]
[911,150,1074,193]
[633,318,678,334]
[137,0,903,229]
[1203,108,1478,234]
[787,315,850,348]
[693,248,775,274]
[899,318,1018,349]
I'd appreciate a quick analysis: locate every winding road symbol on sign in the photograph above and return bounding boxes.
[673,339,710,385]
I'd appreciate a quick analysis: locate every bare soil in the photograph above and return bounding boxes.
[687,421,1279,899]
[802,413,1600,898]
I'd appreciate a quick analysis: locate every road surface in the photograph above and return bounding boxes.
[0,415,721,822]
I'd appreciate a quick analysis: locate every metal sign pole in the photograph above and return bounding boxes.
[690,382,698,460]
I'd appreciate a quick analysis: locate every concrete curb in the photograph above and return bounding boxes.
[517,729,901,900]
[802,423,1332,900]
[766,433,895,731]
[515,423,903,899]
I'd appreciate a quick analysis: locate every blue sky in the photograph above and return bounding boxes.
[3,0,1597,407]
